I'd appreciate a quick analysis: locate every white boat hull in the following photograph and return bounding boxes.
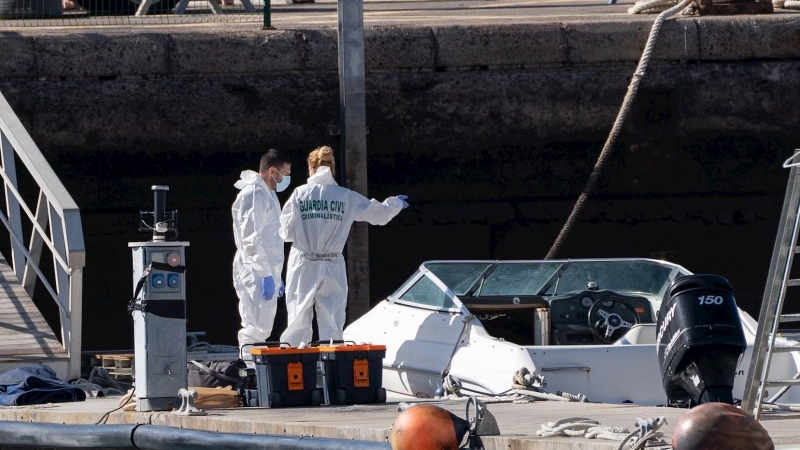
[346,300,800,405]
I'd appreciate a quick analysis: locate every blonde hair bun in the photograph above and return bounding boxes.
[308,146,336,176]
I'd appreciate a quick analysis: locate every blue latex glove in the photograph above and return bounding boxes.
[396,195,409,210]
[279,279,285,298]
[261,277,275,300]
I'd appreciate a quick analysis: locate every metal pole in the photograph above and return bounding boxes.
[263,0,274,30]
[337,0,370,322]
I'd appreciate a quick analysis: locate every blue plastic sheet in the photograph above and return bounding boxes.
[0,365,86,406]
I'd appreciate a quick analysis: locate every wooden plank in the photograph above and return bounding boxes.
[0,344,65,353]
[0,314,49,322]
[0,345,64,352]
[0,347,66,357]
[0,318,53,326]
[0,253,66,360]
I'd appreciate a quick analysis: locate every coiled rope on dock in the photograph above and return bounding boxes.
[536,416,668,449]
[545,0,694,259]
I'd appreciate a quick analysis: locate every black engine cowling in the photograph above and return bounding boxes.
[656,274,746,407]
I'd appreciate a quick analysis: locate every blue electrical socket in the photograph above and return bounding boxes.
[168,273,180,289]
[151,273,165,288]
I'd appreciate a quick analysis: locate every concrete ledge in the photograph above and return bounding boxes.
[433,24,566,67]
[30,33,170,79]
[563,18,700,63]
[3,15,800,80]
[696,15,800,60]
[168,30,303,75]
[367,27,436,70]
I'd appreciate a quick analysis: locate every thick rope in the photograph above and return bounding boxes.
[538,417,667,449]
[511,367,588,402]
[544,0,694,260]
[762,402,800,412]
[537,417,631,439]
[443,374,463,396]
[442,368,587,403]
[629,0,680,13]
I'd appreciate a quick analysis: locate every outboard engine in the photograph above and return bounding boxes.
[656,274,746,407]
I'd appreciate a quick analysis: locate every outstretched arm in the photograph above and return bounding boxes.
[353,192,406,226]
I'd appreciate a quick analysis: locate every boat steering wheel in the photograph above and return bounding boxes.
[587,295,640,344]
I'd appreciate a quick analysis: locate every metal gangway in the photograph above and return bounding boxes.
[0,90,85,381]
[742,150,800,420]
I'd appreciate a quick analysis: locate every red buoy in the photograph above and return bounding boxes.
[672,402,774,450]
[390,404,470,450]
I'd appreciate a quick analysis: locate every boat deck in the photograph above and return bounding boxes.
[1,396,799,449]
[0,254,68,377]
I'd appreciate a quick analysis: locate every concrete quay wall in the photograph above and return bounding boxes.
[0,17,799,349]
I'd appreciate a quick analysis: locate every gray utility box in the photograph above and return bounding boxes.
[130,241,189,412]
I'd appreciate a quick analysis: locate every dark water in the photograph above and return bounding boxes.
[5,133,788,351]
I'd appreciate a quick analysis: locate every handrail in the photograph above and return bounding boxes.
[783,150,800,169]
[0,88,85,380]
[0,168,71,273]
[0,100,80,222]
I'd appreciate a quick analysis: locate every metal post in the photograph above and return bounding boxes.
[263,0,274,30]
[337,0,371,322]
[0,130,25,281]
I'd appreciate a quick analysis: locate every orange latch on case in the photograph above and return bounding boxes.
[287,362,304,391]
[353,359,369,388]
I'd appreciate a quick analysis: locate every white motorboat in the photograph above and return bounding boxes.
[344,258,800,405]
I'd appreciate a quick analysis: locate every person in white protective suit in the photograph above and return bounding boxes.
[232,149,292,355]
[279,146,408,346]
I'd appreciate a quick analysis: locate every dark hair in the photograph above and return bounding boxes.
[259,149,291,174]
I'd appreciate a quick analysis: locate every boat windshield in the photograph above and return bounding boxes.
[421,259,681,298]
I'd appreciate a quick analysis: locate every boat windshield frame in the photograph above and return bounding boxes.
[387,258,690,312]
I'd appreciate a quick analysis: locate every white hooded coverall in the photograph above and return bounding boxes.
[279,166,404,346]
[232,170,284,351]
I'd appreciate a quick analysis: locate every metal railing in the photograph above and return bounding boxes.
[0,89,85,380]
[0,0,272,26]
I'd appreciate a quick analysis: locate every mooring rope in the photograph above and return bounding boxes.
[628,0,693,14]
[762,402,800,412]
[537,417,668,449]
[544,0,694,259]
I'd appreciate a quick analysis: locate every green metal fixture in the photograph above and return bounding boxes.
[263,0,274,29]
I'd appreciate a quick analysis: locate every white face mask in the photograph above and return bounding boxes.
[272,172,291,192]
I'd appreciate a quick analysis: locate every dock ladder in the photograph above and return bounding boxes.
[742,149,800,420]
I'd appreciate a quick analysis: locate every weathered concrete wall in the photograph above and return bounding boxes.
[0,17,799,350]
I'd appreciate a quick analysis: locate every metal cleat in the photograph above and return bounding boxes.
[173,389,207,416]
[635,417,669,448]
[464,397,500,449]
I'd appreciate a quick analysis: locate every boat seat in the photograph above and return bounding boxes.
[613,323,657,345]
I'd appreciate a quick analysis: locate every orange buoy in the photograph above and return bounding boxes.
[390,404,470,450]
[672,402,774,450]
